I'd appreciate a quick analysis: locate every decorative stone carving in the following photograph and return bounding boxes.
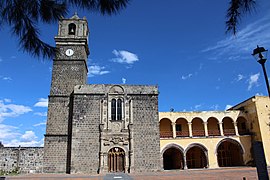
[110,137,124,144]
[111,123,121,132]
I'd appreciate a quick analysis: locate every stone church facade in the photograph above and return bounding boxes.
[2,15,270,175]
[43,15,161,174]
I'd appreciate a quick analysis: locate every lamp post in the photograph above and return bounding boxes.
[252,45,270,180]
[252,45,270,97]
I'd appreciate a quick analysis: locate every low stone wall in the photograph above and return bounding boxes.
[0,146,43,174]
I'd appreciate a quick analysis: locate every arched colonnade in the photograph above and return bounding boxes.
[161,138,244,170]
[160,115,249,138]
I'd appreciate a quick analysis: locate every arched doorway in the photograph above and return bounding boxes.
[163,147,184,170]
[217,139,244,167]
[108,147,125,172]
[186,145,208,169]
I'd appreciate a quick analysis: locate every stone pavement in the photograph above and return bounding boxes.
[3,167,269,180]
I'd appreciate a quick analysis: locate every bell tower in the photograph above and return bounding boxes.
[51,13,89,95]
[43,14,89,173]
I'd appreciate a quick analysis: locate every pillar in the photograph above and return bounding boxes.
[184,155,188,169]
[171,122,176,138]
[203,122,208,137]
[233,122,239,136]
[219,122,224,136]
[188,122,193,137]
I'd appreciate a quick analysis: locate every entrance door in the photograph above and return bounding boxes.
[108,147,125,172]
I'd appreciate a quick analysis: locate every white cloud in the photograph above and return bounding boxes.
[0,124,20,139]
[4,99,11,103]
[33,121,47,127]
[4,138,44,147]
[255,92,264,96]
[181,73,193,80]
[21,131,37,142]
[0,127,44,147]
[2,77,12,81]
[88,65,110,77]
[237,74,244,81]
[210,104,220,110]
[191,104,203,111]
[122,78,126,84]
[248,73,260,90]
[225,105,232,110]
[34,112,47,117]
[0,100,32,122]
[111,50,139,64]
[0,124,44,147]
[202,13,270,60]
[34,98,48,107]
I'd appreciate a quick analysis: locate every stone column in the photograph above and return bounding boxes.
[184,155,188,169]
[99,152,104,173]
[234,122,239,136]
[188,122,193,137]
[171,122,176,138]
[219,122,224,136]
[128,124,134,173]
[103,152,108,172]
[203,122,208,137]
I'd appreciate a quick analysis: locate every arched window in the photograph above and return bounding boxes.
[68,23,76,35]
[111,99,116,120]
[111,98,122,121]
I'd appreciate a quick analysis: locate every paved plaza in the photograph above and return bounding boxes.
[2,167,269,180]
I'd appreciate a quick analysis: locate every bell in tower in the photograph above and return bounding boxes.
[68,23,76,35]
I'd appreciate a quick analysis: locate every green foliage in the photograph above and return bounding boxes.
[0,0,130,59]
[226,0,256,34]
[0,167,20,176]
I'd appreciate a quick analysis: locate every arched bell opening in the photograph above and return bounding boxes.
[68,23,76,35]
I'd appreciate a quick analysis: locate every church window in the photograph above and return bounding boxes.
[117,99,122,120]
[68,23,76,35]
[111,98,122,120]
[111,99,116,120]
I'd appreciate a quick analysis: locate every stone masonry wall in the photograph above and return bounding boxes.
[43,96,71,173]
[131,94,161,172]
[0,147,43,173]
[43,136,68,173]
[70,94,101,174]
[50,60,87,96]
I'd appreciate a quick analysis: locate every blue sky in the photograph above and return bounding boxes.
[1,0,270,147]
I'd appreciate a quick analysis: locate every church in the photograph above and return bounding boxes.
[43,14,161,174]
[1,15,270,175]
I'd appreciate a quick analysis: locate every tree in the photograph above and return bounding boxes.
[226,0,256,34]
[0,0,130,59]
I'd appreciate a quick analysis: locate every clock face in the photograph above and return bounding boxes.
[65,49,74,56]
